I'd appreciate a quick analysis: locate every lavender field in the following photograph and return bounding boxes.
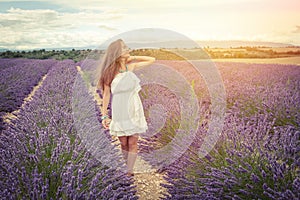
[0,58,299,199]
[145,61,300,200]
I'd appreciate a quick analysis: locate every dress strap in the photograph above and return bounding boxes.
[119,64,128,73]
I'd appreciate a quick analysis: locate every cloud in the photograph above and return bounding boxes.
[0,0,299,49]
[0,7,124,29]
[98,24,118,31]
[0,8,73,30]
[0,7,124,49]
[0,28,105,49]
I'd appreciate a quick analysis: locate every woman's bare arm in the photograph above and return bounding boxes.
[128,56,155,70]
[101,84,111,129]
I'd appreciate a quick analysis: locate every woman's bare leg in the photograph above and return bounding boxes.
[118,136,129,162]
[127,134,139,174]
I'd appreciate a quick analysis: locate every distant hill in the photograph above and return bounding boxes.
[77,40,296,50]
[1,40,296,52]
[0,48,9,52]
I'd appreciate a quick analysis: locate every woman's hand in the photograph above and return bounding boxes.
[127,55,136,63]
[102,118,111,130]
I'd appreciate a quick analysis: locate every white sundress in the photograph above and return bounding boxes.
[109,66,148,137]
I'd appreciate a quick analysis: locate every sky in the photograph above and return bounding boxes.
[0,0,300,50]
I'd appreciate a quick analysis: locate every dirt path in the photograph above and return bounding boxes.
[112,137,169,199]
[133,170,168,199]
[78,65,170,199]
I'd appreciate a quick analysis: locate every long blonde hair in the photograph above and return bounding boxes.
[96,39,125,92]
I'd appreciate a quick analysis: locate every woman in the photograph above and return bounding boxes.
[97,39,155,177]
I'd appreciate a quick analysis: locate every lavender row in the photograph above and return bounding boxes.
[0,58,32,71]
[0,59,57,132]
[0,58,56,113]
[0,59,137,199]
